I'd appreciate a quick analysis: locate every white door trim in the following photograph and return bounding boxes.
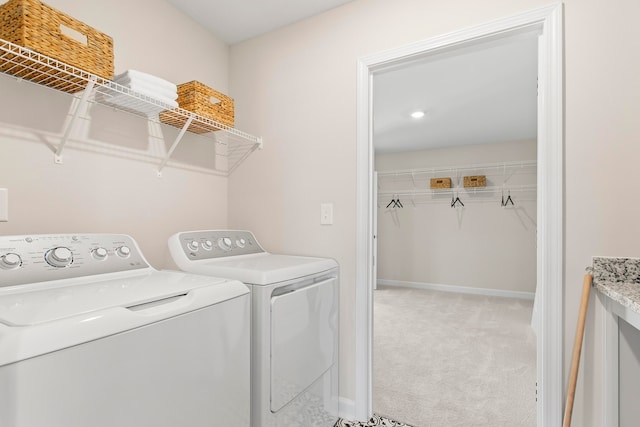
[354,4,564,426]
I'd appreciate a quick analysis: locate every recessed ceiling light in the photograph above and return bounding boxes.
[410,111,425,119]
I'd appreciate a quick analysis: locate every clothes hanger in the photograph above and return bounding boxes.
[505,191,514,206]
[386,195,403,208]
[501,189,514,207]
[451,192,464,208]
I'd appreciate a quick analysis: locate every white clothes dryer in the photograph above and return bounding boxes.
[169,230,339,427]
[0,233,250,427]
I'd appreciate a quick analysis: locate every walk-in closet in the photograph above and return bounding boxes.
[371,28,539,426]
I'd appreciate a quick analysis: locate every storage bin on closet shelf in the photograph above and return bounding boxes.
[463,175,486,188]
[430,177,452,189]
[160,80,235,134]
[0,0,114,93]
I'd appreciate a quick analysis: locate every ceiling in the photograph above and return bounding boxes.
[166,1,538,155]
[165,0,354,45]
[373,32,539,154]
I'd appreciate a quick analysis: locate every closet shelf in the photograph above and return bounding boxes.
[0,38,262,176]
[377,160,537,207]
[378,184,537,197]
[376,160,537,180]
[378,160,537,190]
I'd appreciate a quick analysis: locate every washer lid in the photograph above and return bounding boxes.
[0,270,235,326]
[0,270,249,367]
[187,254,337,285]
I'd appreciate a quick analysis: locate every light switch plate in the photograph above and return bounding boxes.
[320,203,333,225]
[0,188,7,222]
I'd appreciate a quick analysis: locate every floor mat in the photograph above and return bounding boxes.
[335,414,417,427]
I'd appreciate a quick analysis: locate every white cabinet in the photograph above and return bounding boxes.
[600,292,640,427]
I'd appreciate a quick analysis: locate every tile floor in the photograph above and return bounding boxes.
[335,414,416,427]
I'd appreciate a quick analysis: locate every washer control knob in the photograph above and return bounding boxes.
[202,240,213,251]
[92,247,108,261]
[218,237,232,251]
[45,247,73,268]
[116,246,131,258]
[187,240,200,251]
[0,253,22,270]
[236,238,246,248]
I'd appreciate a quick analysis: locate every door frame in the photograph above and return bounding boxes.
[354,4,564,426]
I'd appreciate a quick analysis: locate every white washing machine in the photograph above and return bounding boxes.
[168,230,339,427]
[0,233,250,427]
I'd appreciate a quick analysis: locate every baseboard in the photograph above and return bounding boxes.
[377,279,535,300]
[338,396,357,421]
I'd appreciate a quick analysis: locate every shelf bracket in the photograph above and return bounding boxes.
[157,114,195,177]
[55,76,97,164]
[257,137,264,149]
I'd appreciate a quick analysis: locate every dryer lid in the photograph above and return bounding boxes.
[270,276,337,412]
[187,254,337,285]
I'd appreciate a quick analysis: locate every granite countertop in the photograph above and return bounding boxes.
[592,257,640,314]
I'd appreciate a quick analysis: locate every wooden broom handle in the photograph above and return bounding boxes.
[563,273,593,427]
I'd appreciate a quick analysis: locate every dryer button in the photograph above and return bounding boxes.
[218,237,232,251]
[116,246,131,258]
[92,247,108,261]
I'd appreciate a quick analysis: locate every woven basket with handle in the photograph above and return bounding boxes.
[0,0,113,92]
[160,81,235,134]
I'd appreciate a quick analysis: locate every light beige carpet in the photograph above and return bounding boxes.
[373,285,536,427]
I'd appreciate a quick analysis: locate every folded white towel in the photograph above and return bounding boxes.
[113,70,177,92]
[116,79,178,101]
[103,81,178,105]
[115,76,178,97]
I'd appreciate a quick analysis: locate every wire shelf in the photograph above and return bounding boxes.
[378,184,538,197]
[376,160,537,179]
[0,38,262,175]
[377,160,537,207]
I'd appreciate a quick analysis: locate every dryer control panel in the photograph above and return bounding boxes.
[170,230,264,261]
[0,234,150,288]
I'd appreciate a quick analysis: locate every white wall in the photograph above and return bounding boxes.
[43,0,230,89]
[229,0,640,424]
[4,0,633,424]
[375,140,537,294]
[228,0,552,408]
[0,0,231,268]
[564,0,640,424]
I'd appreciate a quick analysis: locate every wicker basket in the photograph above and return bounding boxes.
[0,0,113,91]
[430,177,452,189]
[463,175,486,188]
[160,81,234,134]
